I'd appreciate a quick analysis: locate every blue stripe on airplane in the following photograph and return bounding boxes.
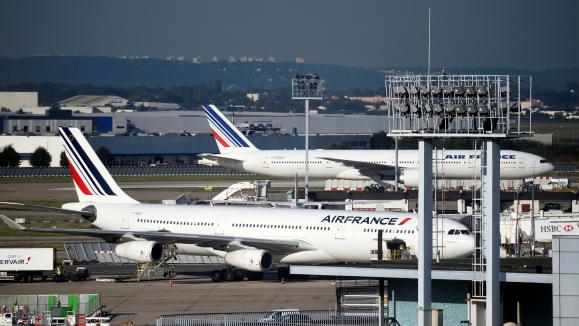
[203,106,250,147]
[59,129,104,196]
[61,128,116,196]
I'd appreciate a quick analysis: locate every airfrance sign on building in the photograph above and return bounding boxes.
[534,219,579,241]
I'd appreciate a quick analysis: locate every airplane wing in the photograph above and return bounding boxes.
[0,215,313,254]
[319,157,397,178]
[198,154,243,164]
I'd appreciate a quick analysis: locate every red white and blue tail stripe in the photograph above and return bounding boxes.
[202,104,257,153]
[59,127,138,204]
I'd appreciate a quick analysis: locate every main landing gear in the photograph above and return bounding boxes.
[210,268,264,282]
[364,184,385,192]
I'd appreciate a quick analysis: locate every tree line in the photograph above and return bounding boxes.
[0,146,113,167]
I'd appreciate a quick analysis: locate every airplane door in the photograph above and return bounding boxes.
[262,156,270,169]
[334,225,345,240]
[121,215,130,230]
[214,216,226,235]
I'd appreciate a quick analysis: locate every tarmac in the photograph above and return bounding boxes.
[0,276,336,326]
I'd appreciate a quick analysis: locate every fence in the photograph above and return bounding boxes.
[157,309,401,326]
[0,294,101,317]
[0,166,253,177]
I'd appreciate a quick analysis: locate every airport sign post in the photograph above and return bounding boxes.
[292,74,324,203]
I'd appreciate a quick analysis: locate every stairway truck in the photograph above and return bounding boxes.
[0,248,55,282]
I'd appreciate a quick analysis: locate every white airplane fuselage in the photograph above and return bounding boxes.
[207,149,554,183]
[76,202,474,263]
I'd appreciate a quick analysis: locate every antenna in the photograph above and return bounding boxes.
[427,8,431,79]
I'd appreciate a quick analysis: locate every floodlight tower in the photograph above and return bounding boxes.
[386,74,532,326]
[292,74,324,202]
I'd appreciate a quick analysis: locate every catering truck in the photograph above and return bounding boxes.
[0,248,55,282]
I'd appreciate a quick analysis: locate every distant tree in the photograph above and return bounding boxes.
[60,151,68,167]
[0,145,21,167]
[96,147,113,166]
[29,147,52,167]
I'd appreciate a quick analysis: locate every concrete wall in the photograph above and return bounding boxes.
[0,92,38,111]
[553,235,579,326]
[387,279,468,325]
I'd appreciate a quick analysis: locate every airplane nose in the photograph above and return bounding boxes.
[545,162,554,174]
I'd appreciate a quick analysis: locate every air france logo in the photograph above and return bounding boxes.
[321,215,411,226]
[0,255,31,265]
[444,154,516,160]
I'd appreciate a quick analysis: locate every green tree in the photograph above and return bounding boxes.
[29,147,52,167]
[0,145,21,167]
[60,151,68,167]
[96,147,114,166]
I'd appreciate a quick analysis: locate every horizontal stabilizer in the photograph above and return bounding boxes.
[0,201,96,217]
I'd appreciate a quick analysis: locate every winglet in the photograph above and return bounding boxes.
[0,215,26,230]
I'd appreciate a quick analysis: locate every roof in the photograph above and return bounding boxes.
[58,95,128,107]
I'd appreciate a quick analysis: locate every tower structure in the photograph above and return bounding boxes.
[292,74,324,202]
[385,74,533,326]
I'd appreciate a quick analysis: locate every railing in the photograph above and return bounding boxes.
[157,309,400,326]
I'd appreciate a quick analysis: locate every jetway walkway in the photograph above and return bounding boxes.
[64,242,224,265]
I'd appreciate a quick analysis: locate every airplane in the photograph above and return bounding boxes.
[199,104,554,188]
[0,127,474,282]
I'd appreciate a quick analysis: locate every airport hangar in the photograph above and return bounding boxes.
[0,109,377,166]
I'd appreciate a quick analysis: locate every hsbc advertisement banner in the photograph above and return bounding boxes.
[535,219,579,241]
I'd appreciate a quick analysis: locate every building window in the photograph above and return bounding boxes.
[46,126,51,132]
[36,126,40,133]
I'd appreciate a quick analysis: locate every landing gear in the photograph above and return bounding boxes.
[210,269,264,282]
[210,269,223,282]
[364,184,385,192]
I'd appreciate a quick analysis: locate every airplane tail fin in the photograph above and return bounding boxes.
[202,104,257,153]
[58,127,139,204]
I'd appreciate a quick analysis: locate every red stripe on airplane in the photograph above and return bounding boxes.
[398,217,411,225]
[211,128,230,147]
[68,160,92,195]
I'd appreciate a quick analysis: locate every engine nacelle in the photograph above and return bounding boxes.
[115,241,163,263]
[399,169,419,188]
[224,249,273,272]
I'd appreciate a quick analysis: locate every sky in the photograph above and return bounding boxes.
[1,0,578,70]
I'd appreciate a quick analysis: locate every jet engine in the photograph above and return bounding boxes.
[114,241,163,263]
[224,249,273,272]
[399,169,419,188]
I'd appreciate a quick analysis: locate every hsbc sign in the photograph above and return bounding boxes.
[535,219,579,241]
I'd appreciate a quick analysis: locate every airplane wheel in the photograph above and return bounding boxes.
[364,186,371,192]
[234,270,245,281]
[377,185,385,192]
[210,269,223,282]
[246,271,261,281]
[223,269,235,282]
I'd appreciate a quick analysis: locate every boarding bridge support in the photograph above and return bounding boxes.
[484,140,500,326]
[418,140,433,326]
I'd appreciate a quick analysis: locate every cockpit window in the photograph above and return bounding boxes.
[448,229,459,235]
[460,230,470,235]
[540,159,547,163]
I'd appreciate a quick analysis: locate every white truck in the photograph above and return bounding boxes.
[0,248,54,282]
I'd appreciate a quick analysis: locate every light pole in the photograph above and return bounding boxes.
[292,74,324,202]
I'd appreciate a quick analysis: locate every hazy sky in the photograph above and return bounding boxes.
[1,0,578,70]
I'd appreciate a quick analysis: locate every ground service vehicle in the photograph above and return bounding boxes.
[0,248,54,282]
